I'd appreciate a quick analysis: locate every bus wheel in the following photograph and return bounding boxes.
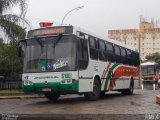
[100,91,106,98]
[84,79,101,101]
[121,79,134,95]
[44,92,60,102]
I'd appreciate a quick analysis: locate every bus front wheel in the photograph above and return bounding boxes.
[44,92,60,102]
[84,79,101,101]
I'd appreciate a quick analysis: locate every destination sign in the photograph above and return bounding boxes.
[27,26,73,38]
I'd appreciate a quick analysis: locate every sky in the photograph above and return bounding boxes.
[13,0,160,38]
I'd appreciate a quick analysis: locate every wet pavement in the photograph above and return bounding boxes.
[0,89,159,120]
[0,89,159,114]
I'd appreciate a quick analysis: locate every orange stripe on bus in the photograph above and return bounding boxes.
[108,66,139,90]
[101,63,112,85]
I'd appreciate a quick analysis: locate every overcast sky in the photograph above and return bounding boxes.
[14,0,160,38]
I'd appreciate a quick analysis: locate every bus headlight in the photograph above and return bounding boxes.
[61,79,76,84]
[23,80,33,85]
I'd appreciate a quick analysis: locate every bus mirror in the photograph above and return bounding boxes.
[77,32,85,39]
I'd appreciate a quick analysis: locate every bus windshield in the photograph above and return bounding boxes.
[142,65,155,76]
[23,35,77,73]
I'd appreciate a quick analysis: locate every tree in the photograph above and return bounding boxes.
[0,38,22,78]
[0,0,29,41]
[0,0,29,79]
[145,52,160,65]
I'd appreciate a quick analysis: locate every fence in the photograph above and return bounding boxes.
[0,80,22,89]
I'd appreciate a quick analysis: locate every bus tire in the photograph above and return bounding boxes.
[84,79,101,101]
[44,92,60,102]
[121,79,134,95]
[100,91,106,98]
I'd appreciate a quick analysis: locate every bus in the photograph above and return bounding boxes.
[18,23,140,101]
[141,62,160,82]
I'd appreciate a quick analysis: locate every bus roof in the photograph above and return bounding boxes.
[141,62,157,66]
[72,26,138,52]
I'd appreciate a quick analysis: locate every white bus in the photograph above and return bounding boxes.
[18,23,140,101]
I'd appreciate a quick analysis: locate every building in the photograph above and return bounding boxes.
[108,21,160,60]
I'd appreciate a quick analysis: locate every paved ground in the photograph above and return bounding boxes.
[0,89,159,120]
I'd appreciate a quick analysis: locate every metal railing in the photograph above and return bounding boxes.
[0,80,22,90]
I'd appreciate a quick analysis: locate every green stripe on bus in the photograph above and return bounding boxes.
[104,63,119,90]
[102,68,106,78]
[23,81,79,94]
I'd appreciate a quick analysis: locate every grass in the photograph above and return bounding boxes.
[0,89,24,94]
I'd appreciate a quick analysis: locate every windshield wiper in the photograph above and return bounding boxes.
[53,34,63,47]
[35,38,44,47]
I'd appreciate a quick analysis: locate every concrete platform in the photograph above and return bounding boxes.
[156,95,160,104]
[0,95,44,99]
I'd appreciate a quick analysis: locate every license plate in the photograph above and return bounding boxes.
[42,88,52,92]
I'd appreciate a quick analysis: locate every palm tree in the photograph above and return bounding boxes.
[145,52,160,65]
[0,0,29,42]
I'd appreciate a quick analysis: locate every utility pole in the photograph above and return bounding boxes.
[138,32,141,56]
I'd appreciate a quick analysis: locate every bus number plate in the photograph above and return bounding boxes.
[42,88,52,92]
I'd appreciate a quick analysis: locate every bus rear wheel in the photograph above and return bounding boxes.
[84,79,101,101]
[121,79,134,95]
[44,92,60,102]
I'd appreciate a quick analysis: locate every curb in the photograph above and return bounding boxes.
[0,95,45,99]
[156,95,160,104]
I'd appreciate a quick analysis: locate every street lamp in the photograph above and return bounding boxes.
[61,6,84,25]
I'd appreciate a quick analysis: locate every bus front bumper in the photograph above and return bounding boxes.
[23,82,79,94]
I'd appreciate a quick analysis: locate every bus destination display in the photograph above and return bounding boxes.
[27,26,73,38]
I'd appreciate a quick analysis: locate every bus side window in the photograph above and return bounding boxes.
[114,45,122,64]
[131,52,140,66]
[77,38,89,69]
[126,49,132,65]
[89,37,98,60]
[121,47,127,64]
[82,38,89,63]
[98,40,106,61]
[106,42,115,62]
